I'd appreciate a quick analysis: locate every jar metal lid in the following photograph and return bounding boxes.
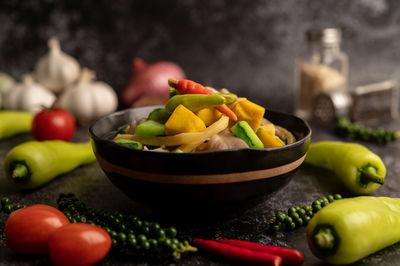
[307,28,342,45]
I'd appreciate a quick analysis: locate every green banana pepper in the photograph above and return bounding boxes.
[0,111,33,139]
[214,93,238,105]
[148,108,170,123]
[165,94,228,113]
[4,140,95,190]
[307,196,400,265]
[304,141,386,195]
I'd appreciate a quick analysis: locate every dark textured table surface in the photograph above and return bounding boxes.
[1,120,400,266]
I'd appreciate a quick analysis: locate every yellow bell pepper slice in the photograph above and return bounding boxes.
[232,100,265,132]
[164,104,206,135]
[260,124,275,136]
[179,115,229,152]
[256,125,285,148]
[195,108,222,126]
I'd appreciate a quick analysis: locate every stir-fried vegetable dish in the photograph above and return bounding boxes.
[113,78,296,152]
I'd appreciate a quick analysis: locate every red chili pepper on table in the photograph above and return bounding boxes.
[168,78,238,121]
[218,239,305,265]
[192,238,282,266]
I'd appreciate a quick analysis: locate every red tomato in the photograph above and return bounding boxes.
[32,108,76,141]
[49,223,111,266]
[5,204,70,255]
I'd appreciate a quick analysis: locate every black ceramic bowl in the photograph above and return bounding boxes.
[89,106,311,213]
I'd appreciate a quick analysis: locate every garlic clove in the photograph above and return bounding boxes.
[0,72,15,109]
[79,68,96,82]
[92,81,118,114]
[4,74,56,113]
[3,84,23,110]
[34,37,80,93]
[57,69,118,125]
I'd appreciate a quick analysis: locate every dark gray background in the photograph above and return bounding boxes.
[2,1,400,265]
[1,0,399,113]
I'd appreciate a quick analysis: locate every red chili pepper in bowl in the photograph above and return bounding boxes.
[214,105,238,122]
[218,239,305,265]
[192,238,282,265]
[176,79,214,95]
[168,78,238,121]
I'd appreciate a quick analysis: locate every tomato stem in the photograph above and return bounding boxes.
[11,163,30,182]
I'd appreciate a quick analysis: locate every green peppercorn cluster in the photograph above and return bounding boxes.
[57,193,196,261]
[336,117,398,143]
[0,197,26,214]
[270,194,343,231]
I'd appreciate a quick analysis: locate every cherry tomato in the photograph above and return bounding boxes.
[49,223,111,266]
[32,108,76,141]
[5,204,70,254]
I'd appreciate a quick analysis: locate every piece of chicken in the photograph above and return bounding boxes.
[200,128,248,151]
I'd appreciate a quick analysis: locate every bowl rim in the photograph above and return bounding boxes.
[89,105,312,156]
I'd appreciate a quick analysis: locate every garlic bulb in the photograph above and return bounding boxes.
[4,75,56,113]
[0,72,15,109]
[57,69,118,124]
[34,37,80,93]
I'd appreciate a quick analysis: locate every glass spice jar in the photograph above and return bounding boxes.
[295,28,349,120]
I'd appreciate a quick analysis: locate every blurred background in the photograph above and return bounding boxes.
[0,0,398,114]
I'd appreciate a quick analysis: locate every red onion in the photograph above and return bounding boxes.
[122,58,185,107]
